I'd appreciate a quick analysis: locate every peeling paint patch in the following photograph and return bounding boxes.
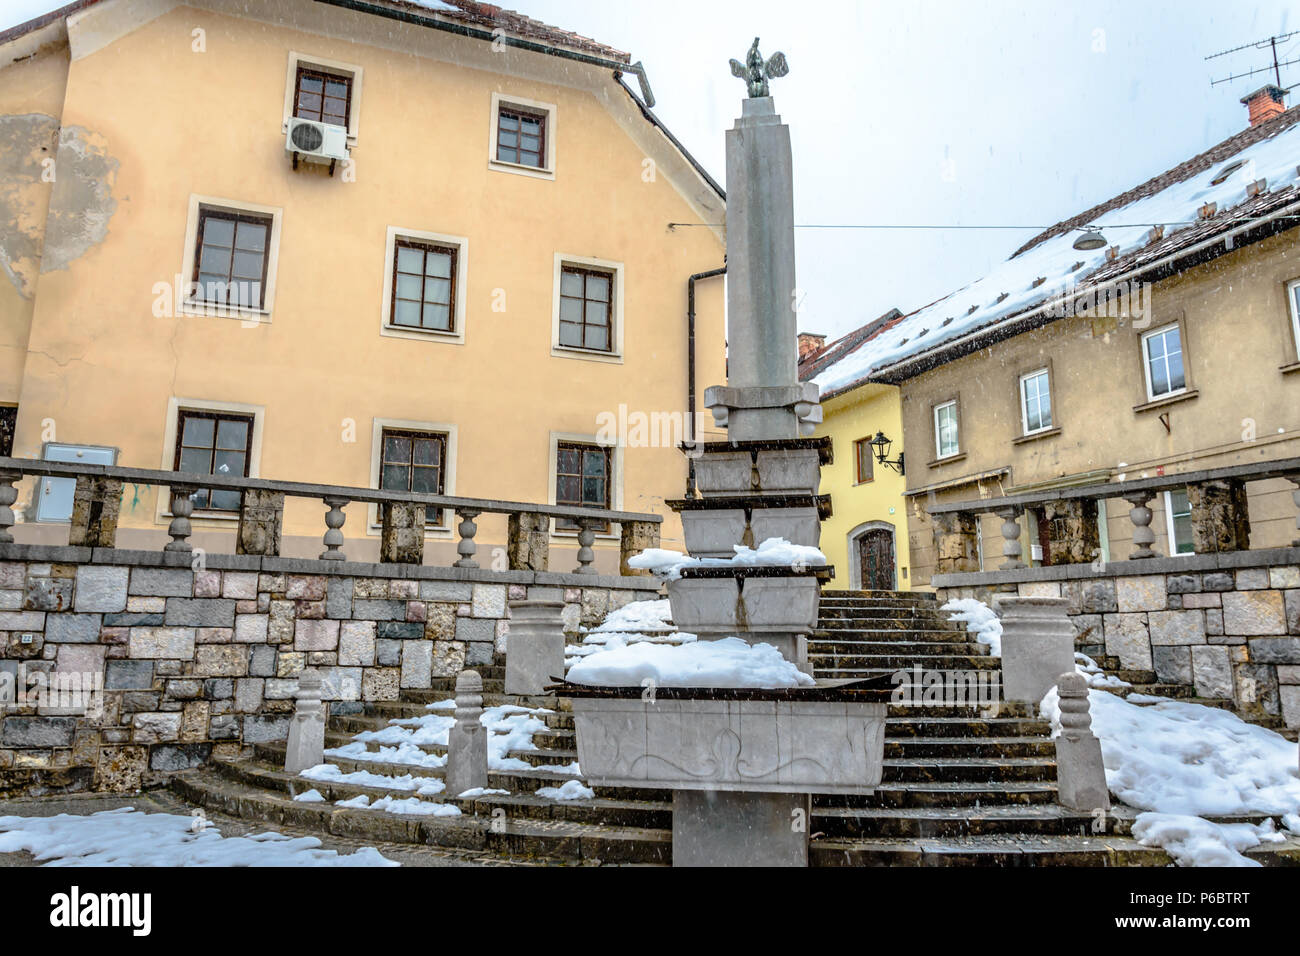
[40,124,119,274]
[0,112,60,297]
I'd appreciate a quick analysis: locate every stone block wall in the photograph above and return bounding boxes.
[0,544,659,796]
[936,555,1300,727]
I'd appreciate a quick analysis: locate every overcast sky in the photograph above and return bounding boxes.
[4,0,1296,342]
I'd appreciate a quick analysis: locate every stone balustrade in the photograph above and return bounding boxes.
[927,456,1300,576]
[0,456,660,577]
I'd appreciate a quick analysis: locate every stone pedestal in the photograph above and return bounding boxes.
[446,670,488,796]
[284,668,325,774]
[237,488,284,556]
[933,511,980,574]
[68,475,122,548]
[995,596,1075,703]
[509,512,550,571]
[1039,498,1100,565]
[380,501,426,564]
[504,600,565,696]
[672,790,809,867]
[619,519,660,576]
[1054,671,1110,813]
[1188,478,1251,553]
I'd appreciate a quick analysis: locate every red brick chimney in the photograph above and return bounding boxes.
[1240,85,1286,127]
[797,332,826,361]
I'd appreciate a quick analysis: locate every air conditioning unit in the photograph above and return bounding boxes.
[286,118,349,173]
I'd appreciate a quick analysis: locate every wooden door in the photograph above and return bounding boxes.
[857,528,896,590]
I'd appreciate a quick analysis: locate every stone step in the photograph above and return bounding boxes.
[839,781,1059,808]
[821,589,937,601]
[881,757,1056,784]
[812,627,968,640]
[430,676,506,694]
[886,701,1036,719]
[814,668,1004,688]
[883,737,1055,759]
[885,716,1051,737]
[809,654,1001,670]
[808,640,990,656]
[172,766,671,864]
[809,834,1172,867]
[399,690,566,710]
[812,805,1100,839]
[818,608,959,622]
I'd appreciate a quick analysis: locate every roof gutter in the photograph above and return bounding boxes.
[858,194,1300,389]
[313,0,657,106]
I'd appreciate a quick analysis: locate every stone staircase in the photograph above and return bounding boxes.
[169,589,1300,865]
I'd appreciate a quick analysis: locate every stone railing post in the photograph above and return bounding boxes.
[68,475,123,548]
[1054,671,1110,813]
[1123,492,1158,559]
[993,506,1026,570]
[453,508,481,569]
[0,469,23,544]
[1289,472,1300,548]
[380,501,426,564]
[932,510,980,574]
[1187,478,1250,554]
[620,520,660,576]
[508,511,550,571]
[236,488,285,556]
[285,668,326,774]
[505,600,566,696]
[994,596,1074,703]
[1039,498,1100,565]
[319,496,349,561]
[573,517,599,574]
[446,669,488,797]
[164,484,198,552]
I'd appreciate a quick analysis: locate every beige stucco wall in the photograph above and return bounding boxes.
[810,382,910,589]
[0,39,69,407]
[2,2,726,569]
[902,228,1300,585]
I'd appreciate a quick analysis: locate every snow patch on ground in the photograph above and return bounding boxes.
[293,789,325,803]
[941,598,1002,656]
[335,794,462,817]
[566,635,816,688]
[0,807,395,866]
[537,780,596,801]
[1131,813,1285,867]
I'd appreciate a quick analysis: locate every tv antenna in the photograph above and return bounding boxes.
[1207,30,1300,88]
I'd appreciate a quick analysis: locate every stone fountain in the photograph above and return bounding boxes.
[563,40,890,867]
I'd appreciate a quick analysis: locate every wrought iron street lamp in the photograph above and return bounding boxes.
[870,431,904,475]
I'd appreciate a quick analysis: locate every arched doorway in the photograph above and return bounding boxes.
[848,521,896,591]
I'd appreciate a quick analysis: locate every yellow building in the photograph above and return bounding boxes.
[798,323,910,590]
[0,0,727,571]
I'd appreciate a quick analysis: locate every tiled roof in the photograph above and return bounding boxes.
[807,105,1300,397]
[797,308,902,381]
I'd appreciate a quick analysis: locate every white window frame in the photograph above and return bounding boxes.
[156,397,265,524]
[547,431,622,540]
[367,418,458,537]
[379,226,469,345]
[551,253,625,363]
[1019,368,1052,435]
[1287,277,1300,362]
[1163,488,1194,556]
[488,92,557,181]
[178,194,283,323]
[283,51,363,145]
[933,400,959,459]
[1141,323,1186,401]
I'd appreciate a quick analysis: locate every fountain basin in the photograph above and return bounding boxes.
[668,570,821,634]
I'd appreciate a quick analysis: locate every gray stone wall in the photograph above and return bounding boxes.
[936,555,1300,727]
[0,544,659,796]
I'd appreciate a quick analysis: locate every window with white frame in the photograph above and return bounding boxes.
[488,93,556,179]
[282,52,362,143]
[551,254,624,361]
[1141,324,1186,400]
[1288,278,1300,361]
[366,418,457,533]
[1164,488,1194,555]
[934,401,959,459]
[180,196,282,319]
[379,227,469,343]
[1019,368,1052,434]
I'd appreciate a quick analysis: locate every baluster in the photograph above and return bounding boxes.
[993,506,1025,570]
[454,509,481,568]
[1123,492,1159,559]
[573,517,598,574]
[164,484,198,552]
[0,470,20,544]
[319,496,349,561]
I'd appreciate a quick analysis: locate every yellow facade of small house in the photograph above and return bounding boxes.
[807,382,911,591]
[0,0,727,571]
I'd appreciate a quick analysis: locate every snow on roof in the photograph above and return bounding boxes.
[810,108,1300,397]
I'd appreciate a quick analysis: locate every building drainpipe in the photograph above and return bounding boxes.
[687,265,726,496]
